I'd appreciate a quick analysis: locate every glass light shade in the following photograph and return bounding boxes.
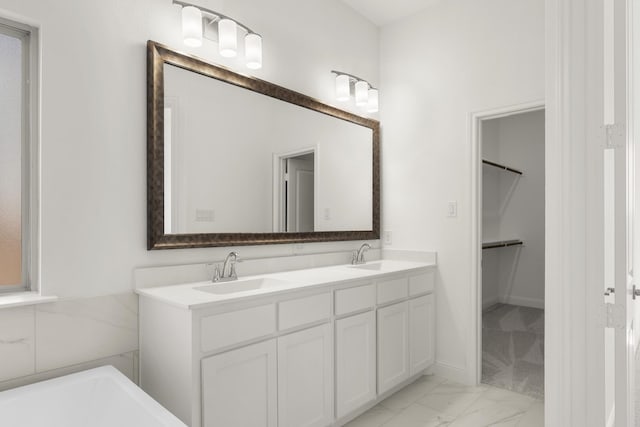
[335,75,350,101]
[182,6,203,47]
[218,18,237,57]
[245,33,262,69]
[355,80,369,106]
[367,88,379,113]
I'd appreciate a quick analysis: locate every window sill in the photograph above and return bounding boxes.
[0,292,58,309]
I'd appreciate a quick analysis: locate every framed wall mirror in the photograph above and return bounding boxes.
[147,41,380,249]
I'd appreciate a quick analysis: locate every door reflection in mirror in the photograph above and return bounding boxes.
[276,151,315,233]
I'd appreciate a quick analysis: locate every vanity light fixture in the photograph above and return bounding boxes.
[367,88,379,113]
[331,70,379,113]
[354,81,369,107]
[174,0,263,69]
[181,5,203,47]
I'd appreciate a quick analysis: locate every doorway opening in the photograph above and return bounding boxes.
[474,104,545,399]
[273,149,315,233]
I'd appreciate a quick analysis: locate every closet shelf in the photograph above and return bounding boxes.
[482,239,523,250]
[482,159,523,175]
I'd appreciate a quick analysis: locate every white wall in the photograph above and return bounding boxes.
[380,0,544,379]
[0,0,379,387]
[481,110,545,309]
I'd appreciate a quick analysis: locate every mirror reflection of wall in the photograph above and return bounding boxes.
[163,63,373,235]
[280,152,314,233]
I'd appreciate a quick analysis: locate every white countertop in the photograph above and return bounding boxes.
[136,259,435,310]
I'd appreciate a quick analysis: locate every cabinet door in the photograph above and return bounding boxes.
[278,323,333,427]
[409,294,435,375]
[336,311,376,418]
[202,340,277,427]
[377,301,409,395]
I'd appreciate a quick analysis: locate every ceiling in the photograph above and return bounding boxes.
[340,0,441,26]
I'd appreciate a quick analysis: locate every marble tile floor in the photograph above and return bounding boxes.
[345,375,544,427]
[482,304,544,399]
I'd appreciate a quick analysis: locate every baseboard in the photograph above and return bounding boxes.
[606,404,615,427]
[482,296,500,311]
[499,295,544,309]
[432,361,468,385]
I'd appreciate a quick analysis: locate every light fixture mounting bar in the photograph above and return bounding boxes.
[172,0,260,36]
[331,70,377,90]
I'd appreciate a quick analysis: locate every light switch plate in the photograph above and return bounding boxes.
[196,209,215,222]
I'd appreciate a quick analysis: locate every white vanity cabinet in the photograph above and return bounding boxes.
[138,262,436,427]
[376,270,435,395]
[335,310,376,418]
[409,294,435,375]
[334,283,377,418]
[278,323,333,427]
[377,294,436,394]
[202,340,278,427]
[377,301,410,394]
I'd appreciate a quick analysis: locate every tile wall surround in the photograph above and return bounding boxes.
[0,245,437,393]
[0,293,138,390]
[135,243,391,290]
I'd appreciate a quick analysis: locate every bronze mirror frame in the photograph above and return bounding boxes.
[147,41,380,249]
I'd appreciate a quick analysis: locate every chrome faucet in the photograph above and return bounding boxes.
[352,243,371,265]
[212,252,240,282]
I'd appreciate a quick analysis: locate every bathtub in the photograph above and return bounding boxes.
[0,365,187,427]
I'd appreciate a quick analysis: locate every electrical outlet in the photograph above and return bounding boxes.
[324,208,331,220]
[447,201,457,217]
[383,230,393,245]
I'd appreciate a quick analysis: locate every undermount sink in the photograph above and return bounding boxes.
[349,262,385,271]
[194,278,289,295]
[347,260,407,272]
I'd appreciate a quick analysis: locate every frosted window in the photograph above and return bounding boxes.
[0,32,23,286]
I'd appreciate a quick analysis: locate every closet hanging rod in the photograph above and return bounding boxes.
[482,239,523,250]
[482,160,523,175]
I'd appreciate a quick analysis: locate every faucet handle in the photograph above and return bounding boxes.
[212,265,221,282]
[351,251,358,265]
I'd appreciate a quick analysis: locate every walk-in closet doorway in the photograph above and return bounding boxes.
[470,102,546,400]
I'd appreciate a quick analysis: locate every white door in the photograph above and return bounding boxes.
[277,323,333,427]
[335,311,376,418]
[611,0,638,423]
[286,157,314,232]
[201,340,277,427]
[378,301,409,395]
[409,294,435,375]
